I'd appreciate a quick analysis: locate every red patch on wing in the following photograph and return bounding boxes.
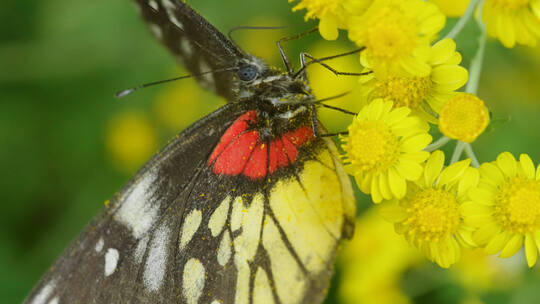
[208,111,314,179]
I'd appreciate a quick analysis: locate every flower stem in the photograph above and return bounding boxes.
[444,0,481,39]
[450,141,466,164]
[464,143,480,167]
[466,0,487,95]
[425,136,451,152]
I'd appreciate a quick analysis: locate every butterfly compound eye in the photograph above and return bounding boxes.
[237,65,258,81]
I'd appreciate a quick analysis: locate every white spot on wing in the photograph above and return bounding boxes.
[217,230,231,266]
[148,0,159,10]
[47,297,59,304]
[182,258,205,304]
[134,235,149,264]
[30,280,56,304]
[115,171,160,239]
[143,222,171,291]
[208,196,230,237]
[198,58,215,89]
[161,0,184,31]
[180,209,202,250]
[95,238,104,253]
[148,24,163,40]
[180,39,193,58]
[104,248,119,277]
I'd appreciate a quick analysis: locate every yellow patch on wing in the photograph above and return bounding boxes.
[230,196,245,232]
[269,158,346,274]
[208,195,231,237]
[234,255,250,304]
[253,267,274,304]
[262,217,305,304]
[323,137,356,226]
[233,193,264,261]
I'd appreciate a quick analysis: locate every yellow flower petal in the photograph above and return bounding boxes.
[378,171,393,200]
[439,159,471,186]
[319,14,339,40]
[480,162,505,185]
[473,223,501,245]
[499,234,523,258]
[532,0,540,18]
[525,233,538,267]
[424,150,445,186]
[396,160,423,181]
[497,151,517,177]
[457,167,479,197]
[468,188,495,205]
[430,38,456,65]
[388,167,407,198]
[431,65,468,90]
[379,202,408,222]
[460,201,493,216]
[400,133,433,153]
[371,176,383,203]
[520,154,535,179]
[498,13,516,48]
[401,55,432,77]
[484,230,510,255]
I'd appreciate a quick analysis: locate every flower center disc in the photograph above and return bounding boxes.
[347,121,399,173]
[495,177,540,233]
[375,76,431,109]
[404,188,460,242]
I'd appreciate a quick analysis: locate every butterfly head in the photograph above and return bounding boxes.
[236,57,312,108]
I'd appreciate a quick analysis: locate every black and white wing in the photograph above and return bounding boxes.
[134,0,251,101]
[23,103,243,303]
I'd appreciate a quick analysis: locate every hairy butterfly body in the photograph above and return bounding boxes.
[25,1,356,303]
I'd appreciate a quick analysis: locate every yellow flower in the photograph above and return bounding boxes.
[338,209,421,304]
[466,152,540,267]
[380,150,479,268]
[360,38,468,122]
[341,99,432,203]
[348,0,446,77]
[430,0,471,17]
[289,0,349,40]
[438,93,490,143]
[482,0,540,48]
[106,111,157,173]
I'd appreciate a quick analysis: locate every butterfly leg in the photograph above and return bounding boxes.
[294,49,370,79]
[276,27,318,75]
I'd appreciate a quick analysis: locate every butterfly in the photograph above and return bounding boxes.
[24,0,356,303]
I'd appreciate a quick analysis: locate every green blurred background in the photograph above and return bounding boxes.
[1,0,540,303]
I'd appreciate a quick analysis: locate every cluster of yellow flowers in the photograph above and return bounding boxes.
[291,0,540,268]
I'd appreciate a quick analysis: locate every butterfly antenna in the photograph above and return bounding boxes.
[115,67,237,98]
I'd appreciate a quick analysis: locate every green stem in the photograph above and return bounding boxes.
[444,0,481,39]
[464,143,480,167]
[465,0,487,94]
[425,136,451,152]
[450,141,466,164]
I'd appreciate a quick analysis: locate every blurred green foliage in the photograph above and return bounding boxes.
[1,0,540,303]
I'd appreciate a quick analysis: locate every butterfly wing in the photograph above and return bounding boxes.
[24,103,356,304]
[134,0,250,101]
[23,102,242,303]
